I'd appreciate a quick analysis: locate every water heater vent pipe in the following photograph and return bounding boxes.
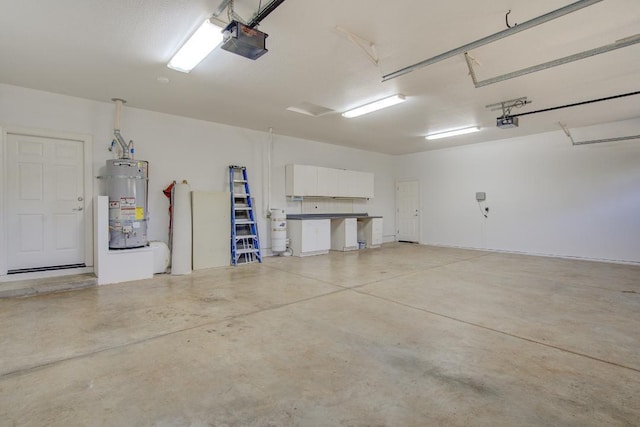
[112,98,130,160]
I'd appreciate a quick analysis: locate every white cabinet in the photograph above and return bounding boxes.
[285,164,318,197]
[354,171,374,199]
[317,166,339,197]
[286,164,374,199]
[337,169,356,197]
[330,218,358,251]
[358,217,383,248]
[288,219,331,257]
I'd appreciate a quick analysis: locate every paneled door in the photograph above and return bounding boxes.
[396,180,420,243]
[6,133,86,272]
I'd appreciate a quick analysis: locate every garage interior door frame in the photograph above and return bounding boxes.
[0,126,94,279]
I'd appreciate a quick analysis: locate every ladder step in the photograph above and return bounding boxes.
[236,248,260,255]
[234,194,249,198]
[233,179,248,183]
[234,206,252,211]
[235,219,255,225]
[235,235,257,240]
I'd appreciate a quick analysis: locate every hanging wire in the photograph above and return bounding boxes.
[505,10,517,28]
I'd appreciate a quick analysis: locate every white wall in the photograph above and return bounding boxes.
[4,82,637,265]
[395,121,640,263]
[0,84,396,257]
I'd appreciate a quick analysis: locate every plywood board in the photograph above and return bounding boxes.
[191,191,230,270]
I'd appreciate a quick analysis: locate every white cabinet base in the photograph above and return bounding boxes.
[331,218,358,251]
[357,217,383,248]
[288,219,331,257]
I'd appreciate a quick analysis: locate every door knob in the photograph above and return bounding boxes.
[78,196,84,201]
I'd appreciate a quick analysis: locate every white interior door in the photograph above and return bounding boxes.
[6,133,86,272]
[397,180,420,243]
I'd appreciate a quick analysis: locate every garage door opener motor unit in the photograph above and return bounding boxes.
[221,21,268,60]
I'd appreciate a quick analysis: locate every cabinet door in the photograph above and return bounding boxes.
[345,218,358,247]
[337,170,374,198]
[286,165,318,196]
[337,169,356,197]
[317,166,339,197]
[351,171,374,198]
[316,219,331,250]
[301,219,330,252]
[360,172,374,199]
[300,220,316,252]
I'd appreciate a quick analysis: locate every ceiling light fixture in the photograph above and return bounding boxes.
[425,126,480,140]
[342,94,406,118]
[168,18,224,73]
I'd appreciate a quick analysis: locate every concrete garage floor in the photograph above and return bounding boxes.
[1,243,639,426]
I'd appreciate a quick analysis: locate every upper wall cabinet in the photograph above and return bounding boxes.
[285,164,318,196]
[285,164,374,199]
[317,166,340,197]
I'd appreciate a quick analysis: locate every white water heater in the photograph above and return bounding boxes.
[270,208,287,254]
[103,159,149,249]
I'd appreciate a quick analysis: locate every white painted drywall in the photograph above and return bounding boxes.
[4,82,637,265]
[0,84,397,261]
[395,120,640,263]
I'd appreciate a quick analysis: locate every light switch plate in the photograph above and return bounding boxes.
[476,192,486,201]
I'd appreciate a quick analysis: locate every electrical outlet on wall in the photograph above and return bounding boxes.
[476,192,486,201]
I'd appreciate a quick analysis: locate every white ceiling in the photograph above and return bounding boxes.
[1,0,639,155]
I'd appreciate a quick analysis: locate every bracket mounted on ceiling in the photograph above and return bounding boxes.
[213,0,286,28]
[335,26,379,66]
[486,97,531,129]
[486,97,531,115]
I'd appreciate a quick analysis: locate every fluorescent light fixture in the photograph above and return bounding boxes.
[342,94,406,118]
[168,19,224,73]
[425,126,480,140]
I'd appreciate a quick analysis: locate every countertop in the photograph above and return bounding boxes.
[286,213,382,220]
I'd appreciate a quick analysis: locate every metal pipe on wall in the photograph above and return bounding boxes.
[381,0,604,82]
[111,98,130,159]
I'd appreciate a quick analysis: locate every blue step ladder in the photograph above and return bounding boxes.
[229,165,262,265]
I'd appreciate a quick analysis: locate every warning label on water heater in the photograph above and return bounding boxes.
[107,197,137,220]
[120,197,135,207]
[121,198,136,219]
